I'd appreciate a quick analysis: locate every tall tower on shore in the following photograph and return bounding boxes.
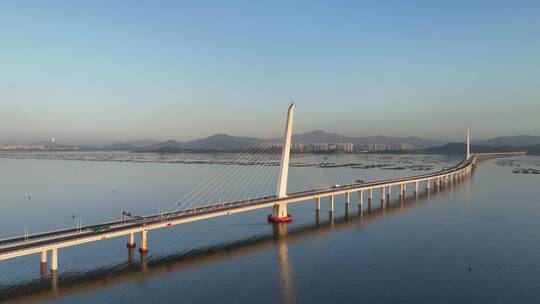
[466,129,470,159]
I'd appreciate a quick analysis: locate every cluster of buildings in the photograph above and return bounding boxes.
[365,143,413,152]
[260,142,413,153]
[0,138,80,151]
[0,144,49,151]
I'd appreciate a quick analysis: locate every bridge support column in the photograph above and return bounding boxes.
[139,230,148,253]
[40,250,47,265]
[358,190,363,208]
[315,197,321,210]
[328,195,334,213]
[127,233,136,248]
[269,203,291,222]
[345,192,350,206]
[387,186,391,200]
[399,184,405,196]
[415,181,419,193]
[368,189,373,210]
[426,179,431,191]
[50,248,58,272]
[380,187,385,201]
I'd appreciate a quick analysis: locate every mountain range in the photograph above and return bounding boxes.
[57,131,539,153]
[473,135,540,147]
[122,130,446,152]
[422,143,539,155]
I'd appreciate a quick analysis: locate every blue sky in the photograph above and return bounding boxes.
[1,0,539,144]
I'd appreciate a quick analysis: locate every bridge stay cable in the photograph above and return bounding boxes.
[162,127,283,218]
[172,135,280,211]
[162,131,277,214]
[175,143,280,213]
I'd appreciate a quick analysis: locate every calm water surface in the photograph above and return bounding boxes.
[0,153,539,303]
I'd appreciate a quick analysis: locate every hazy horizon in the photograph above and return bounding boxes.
[1,1,539,144]
[2,128,540,147]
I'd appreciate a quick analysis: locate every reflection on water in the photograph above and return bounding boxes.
[273,223,295,304]
[0,180,462,304]
[3,156,539,303]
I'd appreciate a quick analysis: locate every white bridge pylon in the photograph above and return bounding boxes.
[269,102,295,222]
[467,128,470,160]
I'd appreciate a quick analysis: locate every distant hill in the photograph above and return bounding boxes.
[138,134,258,152]
[103,143,138,150]
[292,130,444,149]
[422,143,530,155]
[124,139,160,147]
[182,134,257,151]
[475,135,540,147]
[525,144,540,155]
[142,140,184,151]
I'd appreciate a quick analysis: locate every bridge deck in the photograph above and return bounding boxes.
[0,156,478,260]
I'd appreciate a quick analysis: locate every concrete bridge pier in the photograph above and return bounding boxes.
[127,233,136,248]
[380,187,385,202]
[271,203,290,222]
[358,190,363,209]
[40,250,47,265]
[368,189,373,211]
[328,195,334,213]
[50,248,58,272]
[345,192,350,207]
[315,197,321,210]
[40,259,47,280]
[386,186,391,200]
[425,179,431,192]
[139,230,148,253]
[415,181,419,193]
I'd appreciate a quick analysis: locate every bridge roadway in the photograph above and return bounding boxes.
[0,155,476,262]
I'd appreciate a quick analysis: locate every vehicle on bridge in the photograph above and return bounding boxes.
[94,226,111,233]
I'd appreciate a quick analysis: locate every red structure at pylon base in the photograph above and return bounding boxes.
[267,214,293,223]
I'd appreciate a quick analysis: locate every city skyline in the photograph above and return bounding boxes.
[1,1,539,143]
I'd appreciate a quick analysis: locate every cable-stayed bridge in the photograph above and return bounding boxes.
[0,103,526,272]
